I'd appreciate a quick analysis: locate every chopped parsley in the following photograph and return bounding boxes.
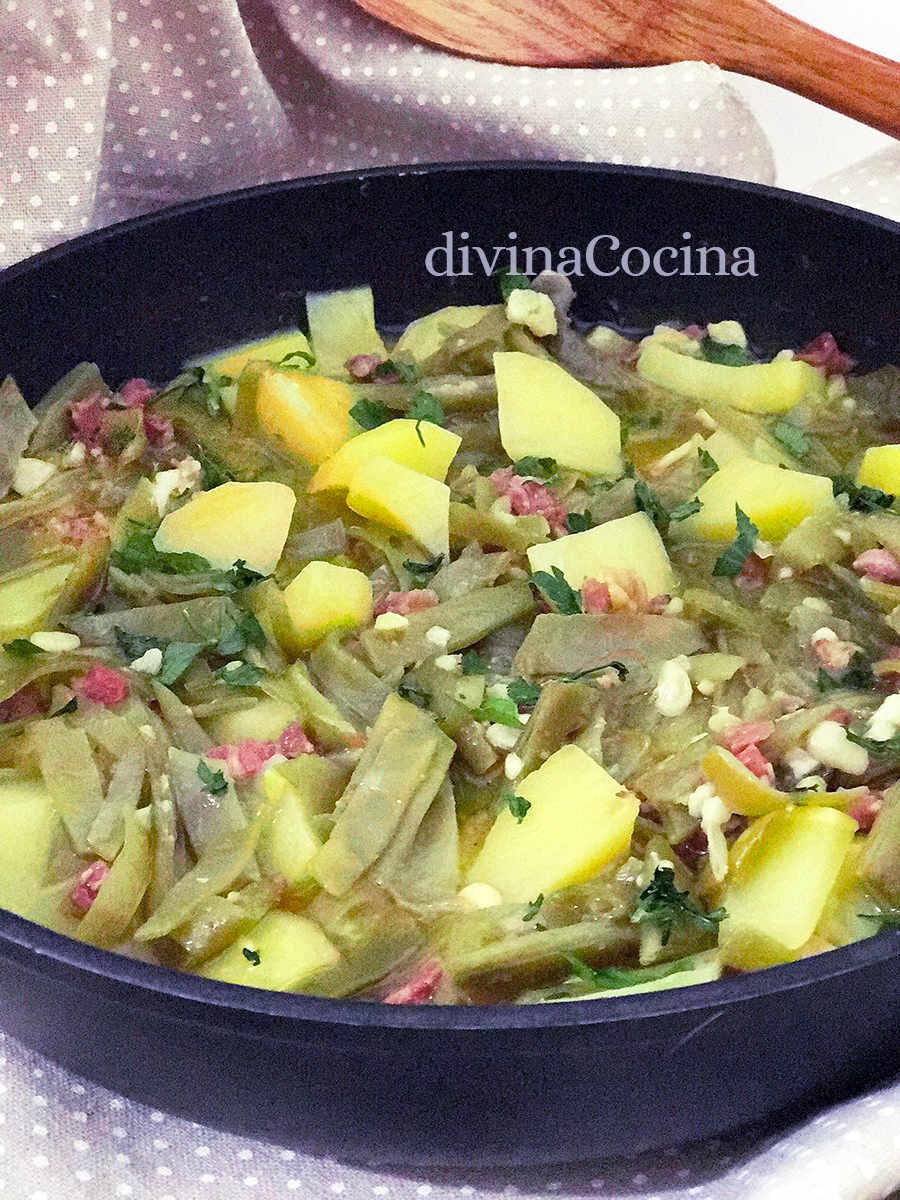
[110,525,265,591]
[275,348,316,369]
[632,866,727,946]
[523,894,544,922]
[846,729,900,758]
[513,456,557,481]
[633,481,701,531]
[215,612,267,658]
[3,638,42,659]
[349,398,392,430]
[832,475,895,513]
[375,359,417,384]
[402,553,444,583]
[408,391,445,445]
[506,793,531,823]
[112,628,203,686]
[216,661,264,687]
[564,953,704,991]
[460,650,489,675]
[497,270,531,301]
[697,446,719,476]
[197,760,229,796]
[770,418,810,461]
[700,336,752,367]
[506,677,540,708]
[531,566,583,614]
[565,511,594,534]
[160,366,230,418]
[474,696,522,728]
[242,947,261,966]
[816,655,873,693]
[712,505,758,578]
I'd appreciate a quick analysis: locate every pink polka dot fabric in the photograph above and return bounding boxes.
[0,0,776,267]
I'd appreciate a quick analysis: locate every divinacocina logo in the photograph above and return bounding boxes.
[424,231,757,278]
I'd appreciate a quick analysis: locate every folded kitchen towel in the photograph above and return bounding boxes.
[0,0,775,268]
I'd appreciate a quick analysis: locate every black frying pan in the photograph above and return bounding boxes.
[1,163,899,1167]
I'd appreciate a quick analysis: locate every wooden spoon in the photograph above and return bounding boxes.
[350,0,900,138]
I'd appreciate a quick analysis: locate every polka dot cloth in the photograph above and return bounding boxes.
[0,0,778,267]
[2,1025,900,1199]
[813,143,900,224]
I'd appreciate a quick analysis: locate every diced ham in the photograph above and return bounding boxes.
[0,683,45,724]
[681,324,706,341]
[73,664,130,707]
[384,961,443,1005]
[47,512,107,548]
[721,720,775,781]
[373,589,439,617]
[141,410,175,450]
[812,633,859,674]
[794,332,855,377]
[673,826,709,872]
[70,860,111,913]
[207,725,316,780]
[68,393,109,448]
[117,378,157,407]
[734,553,768,591]
[849,791,882,834]
[827,707,853,727]
[853,549,900,584]
[490,467,570,538]
[581,578,612,614]
[345,354,384,380]
[278,722,315,758]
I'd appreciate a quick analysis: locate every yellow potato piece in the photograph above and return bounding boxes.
[527,511,675,599]
[346,455,450,559]
[0,780,58,918]
[152,480,296,575]
[858,444,900,497]
[282,560,373,650]
[198,910,340,991]
[466,744,639,903]
[256,368,354,466]
[719,805,856,970]
[305,286,387,377]
[309,419,461,493]
[691,457,833,541]
[494,351,622,475]
[637,339,826,413]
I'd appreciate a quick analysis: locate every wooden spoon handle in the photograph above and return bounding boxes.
[352,0,900,138]
[683,0,900,139]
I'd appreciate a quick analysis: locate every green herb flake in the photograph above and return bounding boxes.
[275,349,316,369]
[846,729,900,758]
[506,793,532,823]
[668,498,702,522]
[113,628,162,662]
[816,655,873,693]
[349,398,391,431]
[712,505,759,579]
[215,613,267,657]
[531,566,583,614]
[633,480,671,532]
[460,650,489,676]
[565,511,594,534]
[197,760,229,796]
[632,866,727,946]
[397,680,429,706]
[216,661,264,688]
[562,660,629,683]
[3,638,42,659]
[475,696,522,728]
[497,270,531,301]
[770,418,810,461]
[833,475,895,513]
[506,677,540,708]
[242,947,261,966]
[401,553,444,583]
[523,894,544,922]
[375,359,417,384]
[701,336,752,367]
[564,953,702,992]
[697,447,719,476]
[408,391,445,429]
[158,642,204,686]
[512,456,557,481]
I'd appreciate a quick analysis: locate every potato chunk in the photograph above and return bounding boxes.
[198,910,340,990]
[858,444,900,497]
[0,780,58,917]
[691,458,832,540]
[527,511,675,599]
[346,455,450,559]
[282,560,373,649]
[309,419,461,492]
[466,744,639,903]
[256,369,355,466]
[495,351,621,475]
[153,480,296,575]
